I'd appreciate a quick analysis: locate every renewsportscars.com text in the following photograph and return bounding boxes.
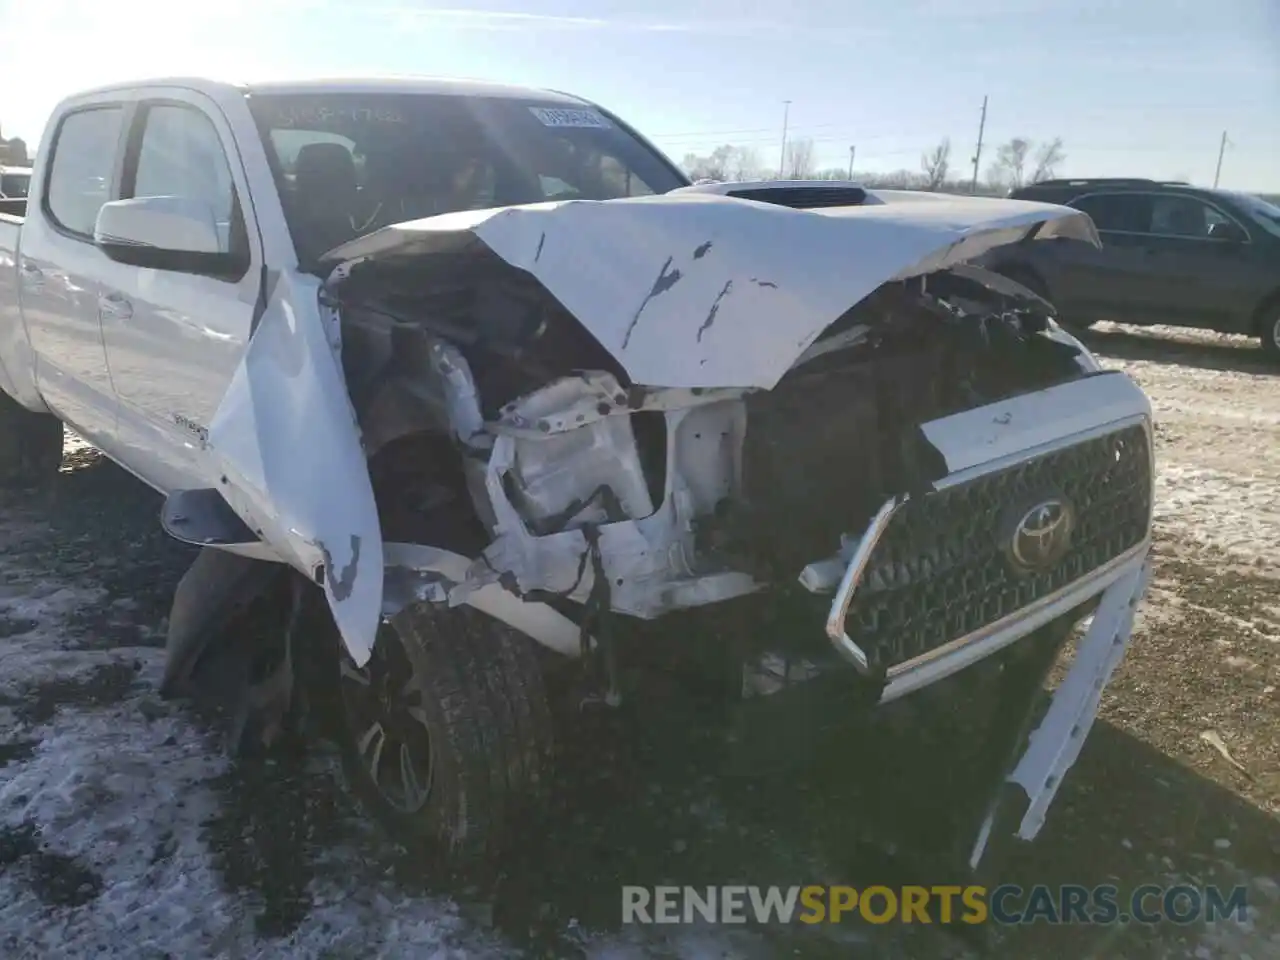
[621,884,1249,926]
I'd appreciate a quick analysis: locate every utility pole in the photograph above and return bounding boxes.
[970,95,988,194]
[848,144,856,180]
[1213,130,1229,188]
[778,100,791,178]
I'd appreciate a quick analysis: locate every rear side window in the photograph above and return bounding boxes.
[45,106,125,237]
[1069,193,1152,233]
[1149,196,1231,239]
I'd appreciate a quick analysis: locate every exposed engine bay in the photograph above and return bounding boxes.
[333,250,1097,682]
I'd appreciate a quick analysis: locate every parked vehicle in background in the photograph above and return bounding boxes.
[0,165,32,202]
[1,76,1156,878]
[983,178,1280,357]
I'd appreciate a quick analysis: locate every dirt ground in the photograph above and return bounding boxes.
[0,322,1277,959]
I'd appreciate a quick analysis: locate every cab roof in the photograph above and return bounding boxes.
[68,75,590,105]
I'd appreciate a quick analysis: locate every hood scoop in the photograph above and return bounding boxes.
[725,184,869,209]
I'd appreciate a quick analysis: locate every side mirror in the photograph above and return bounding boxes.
[94,196,240,275]
[1207,221,1247,244]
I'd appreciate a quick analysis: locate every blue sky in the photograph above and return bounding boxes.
[1,0,1277,189]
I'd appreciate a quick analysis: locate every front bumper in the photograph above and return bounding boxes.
[808,371,1155,700]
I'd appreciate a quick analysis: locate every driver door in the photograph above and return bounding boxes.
[96,89,261,494]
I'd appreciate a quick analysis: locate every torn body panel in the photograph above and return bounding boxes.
[205,269,384,667]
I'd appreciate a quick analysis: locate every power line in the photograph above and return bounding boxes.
[641,100,1278,142]
[657,133,1261,158]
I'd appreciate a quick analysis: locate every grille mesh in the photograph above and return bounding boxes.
[844,424,1152,673]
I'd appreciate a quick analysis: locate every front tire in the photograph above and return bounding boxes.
[0,391,63,489]
[331,602,554,874]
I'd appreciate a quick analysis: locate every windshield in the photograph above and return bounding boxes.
[0,171,30,198]
[247,92,688,264]
[1222,191,1280,240]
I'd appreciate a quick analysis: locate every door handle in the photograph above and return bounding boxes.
[18,260,42,282]
[98,292,133,321]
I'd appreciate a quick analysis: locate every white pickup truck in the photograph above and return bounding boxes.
[0,76,1155,875]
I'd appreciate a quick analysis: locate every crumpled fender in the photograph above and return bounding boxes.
[205,270,383,667]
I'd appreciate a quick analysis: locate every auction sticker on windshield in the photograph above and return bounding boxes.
[529,106,611,128]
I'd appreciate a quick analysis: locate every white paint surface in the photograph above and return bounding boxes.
[323,188,1096,389]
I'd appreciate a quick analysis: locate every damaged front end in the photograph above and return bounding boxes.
[194,187,1153,868]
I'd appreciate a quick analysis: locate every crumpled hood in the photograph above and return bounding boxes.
[321,187,1097,390]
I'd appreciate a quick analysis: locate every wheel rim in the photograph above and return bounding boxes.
[339,623,434,813]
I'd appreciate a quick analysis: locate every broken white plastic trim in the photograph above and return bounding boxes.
[1008,553,1152,840]
[382,541,587,657]
[965,548,1152,869]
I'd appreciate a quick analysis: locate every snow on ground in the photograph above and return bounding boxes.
[0,459,520,960]
[2,324,1278,959]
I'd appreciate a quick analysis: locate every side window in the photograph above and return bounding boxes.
[535,149,659,200]
[1151,196,1208,238]
[1070,193,1152,234]
[45,106,125,237]
[1150,196,1234,239]
[130,104,239,255]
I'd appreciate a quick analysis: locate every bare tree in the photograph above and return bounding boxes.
[987,137,1031,190]
[681,149,726,181]
[987,136,1067,190]
[728,146,762,181]
[681,144,763,182]
[1030,137,1066,183]
[921,138,952,190]
[784,138,816,179]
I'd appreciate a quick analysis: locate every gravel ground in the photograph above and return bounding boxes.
[0,323,1277,959]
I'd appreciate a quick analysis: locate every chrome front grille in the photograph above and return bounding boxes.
[840,423,1153,674]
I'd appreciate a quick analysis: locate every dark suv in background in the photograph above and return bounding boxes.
[981,178,1280,357]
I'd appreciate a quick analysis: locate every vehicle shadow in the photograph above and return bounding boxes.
[39,443,195,649]
[475,674,1280,959]
[984,719,1279,958]
[1079,324,1278,377]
